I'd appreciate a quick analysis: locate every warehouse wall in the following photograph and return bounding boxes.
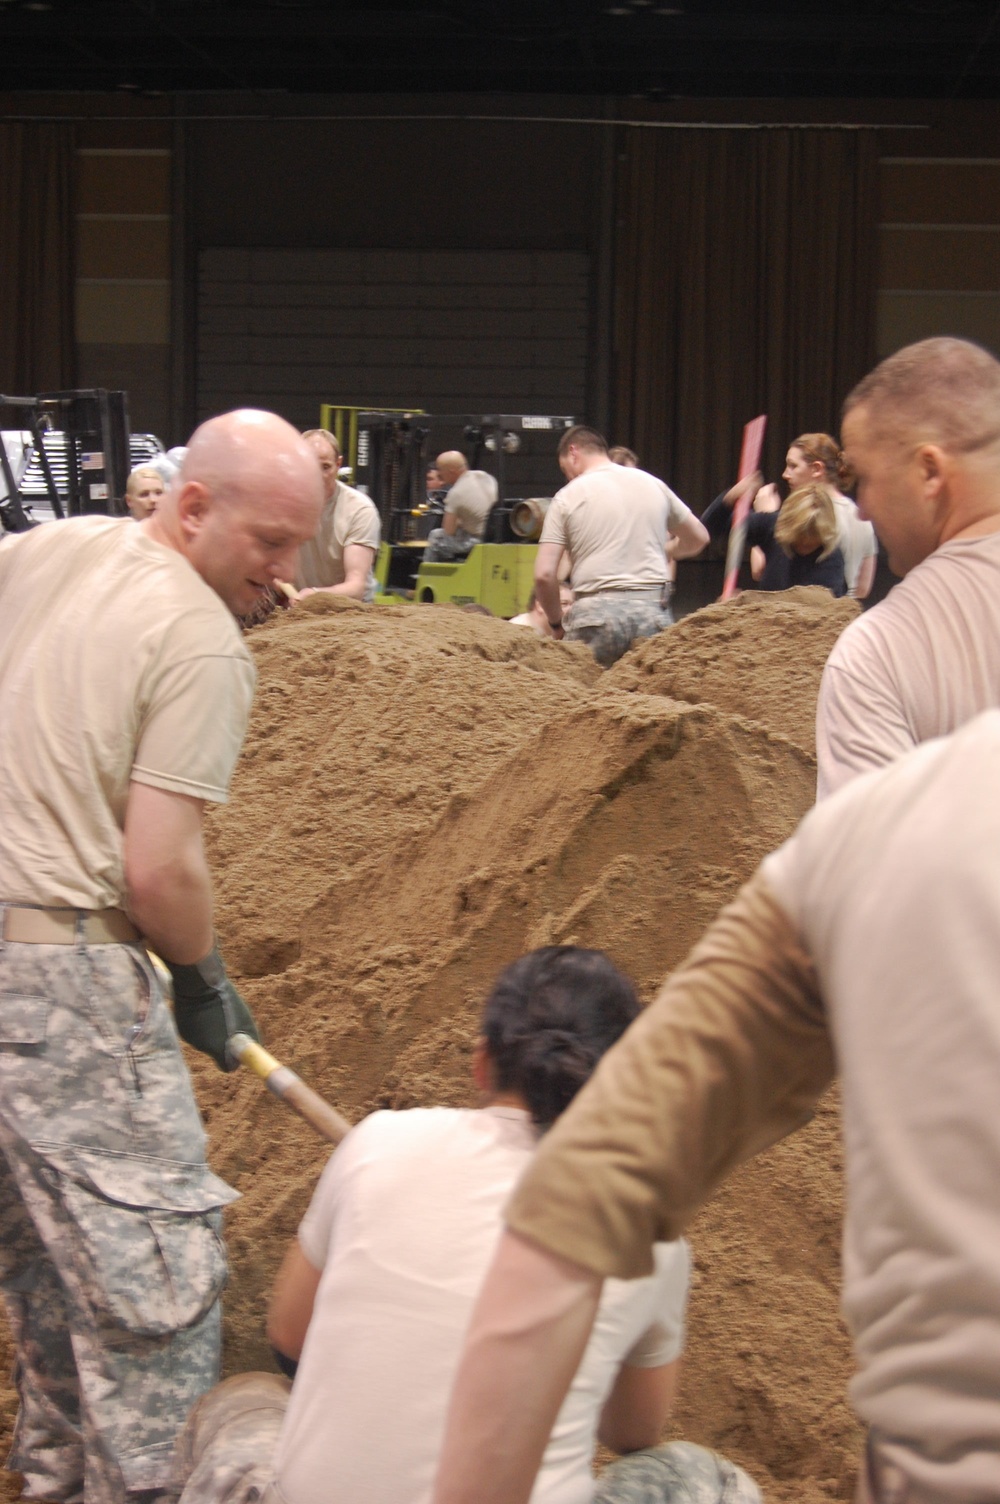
[1,94,998,450]
[877,158,1000,358]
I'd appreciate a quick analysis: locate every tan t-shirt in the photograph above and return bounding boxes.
[296,482,381,601]
[0,517,255,908]
[816,529,1000,798]
[507,715,1000,1500]
[540,463,693,596]
[443,470,498,539]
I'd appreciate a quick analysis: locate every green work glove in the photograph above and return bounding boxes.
[167,946,260,1073]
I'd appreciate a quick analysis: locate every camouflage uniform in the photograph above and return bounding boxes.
[594,1443,762,1504]
[423,526,478,562]
[0,928,238,1502]
[564,590,674,669]
[170,1376,762,1504]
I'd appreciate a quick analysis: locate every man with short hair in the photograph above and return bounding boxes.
[0,410,323,1503]
[423,451,499,562]
[816,336,1000,798]
[432,709,1000,1504]
[535,426,708,668]
[292,429,381,602]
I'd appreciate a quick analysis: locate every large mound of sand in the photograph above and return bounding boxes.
[0,590,861,1503]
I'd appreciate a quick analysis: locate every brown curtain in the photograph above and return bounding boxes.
[612,128,878,508]
[0,123,76,394]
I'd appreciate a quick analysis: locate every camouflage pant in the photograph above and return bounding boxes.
[594,1442,763,1503]
[171,1375,762,1504]
[0,934,238,1502]
[423,527,477,562]
[565,592,674,668]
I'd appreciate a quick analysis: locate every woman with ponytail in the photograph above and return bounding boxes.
[753,432,879,600]
[175,949,760,1504]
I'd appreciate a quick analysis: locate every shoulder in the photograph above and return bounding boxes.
[336,482,378,519]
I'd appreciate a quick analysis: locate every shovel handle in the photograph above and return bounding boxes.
[228,1033,353,1146]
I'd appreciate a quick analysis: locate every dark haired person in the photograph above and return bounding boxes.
[536,427,708,667]
[174,947,760,1504]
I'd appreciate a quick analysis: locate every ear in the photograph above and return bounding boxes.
[915,444,948,505]
[471,1037,493,1096]
[810,459,826,482]
[176,481,210,542]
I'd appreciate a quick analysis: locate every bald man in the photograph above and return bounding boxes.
[424,450,499,562]
[0,410,323,1503]
[817,337,1000,798]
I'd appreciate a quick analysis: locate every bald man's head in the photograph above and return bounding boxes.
[436,451,469,487]
[150,409,324,616]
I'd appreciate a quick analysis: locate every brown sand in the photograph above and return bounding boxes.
[0,588,862,1502]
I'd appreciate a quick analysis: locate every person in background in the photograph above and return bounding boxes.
[423,451,499,562]
[608,446,639,467]
[509,582,575,637]
[536,427,708,668]
[702,476,846,596]
[753,433,877,599]
[288,429,381,603]
[171,947,761,1504]
[124,464,165,520]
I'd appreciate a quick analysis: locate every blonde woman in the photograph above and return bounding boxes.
[124,464,164,519]
[702,475,847,595]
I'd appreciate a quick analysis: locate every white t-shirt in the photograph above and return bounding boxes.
[829,492,877,594]
[0,517,255,907]
[443,470,499,539]
[815,528,1000,799]
[764,710,1000,1501]
[540,463,693,597]
[274,1106,689,1504]
[296,481,381,601]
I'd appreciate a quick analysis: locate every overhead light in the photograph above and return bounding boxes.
[605,5,631,13]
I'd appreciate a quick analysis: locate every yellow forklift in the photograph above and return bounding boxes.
[321,406,574,618]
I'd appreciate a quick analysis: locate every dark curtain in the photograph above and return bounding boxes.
[0,123,76,394]
[612,128,878,508]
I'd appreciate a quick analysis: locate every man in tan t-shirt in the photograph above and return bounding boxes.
[424,451,499,562]
[535,427,708,667]
[0,410,323,1503]
[432,712,1000,1504]
[816,337,1000,799]
[290,429,381,602]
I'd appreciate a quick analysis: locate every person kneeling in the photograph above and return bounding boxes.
[173,947,762,1504]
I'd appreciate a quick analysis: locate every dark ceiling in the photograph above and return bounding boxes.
[1,0,999,98]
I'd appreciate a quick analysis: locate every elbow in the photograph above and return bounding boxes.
[265,1312,304,1363]
[597,1420,663,1455]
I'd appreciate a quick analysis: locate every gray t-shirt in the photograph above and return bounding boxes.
[443,470,498,539]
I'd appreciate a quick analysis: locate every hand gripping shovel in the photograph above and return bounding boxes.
[228,1033,352,1145]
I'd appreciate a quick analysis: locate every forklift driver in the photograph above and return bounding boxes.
[423,451,499,563]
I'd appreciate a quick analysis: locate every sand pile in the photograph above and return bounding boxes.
[0,589,862,1504]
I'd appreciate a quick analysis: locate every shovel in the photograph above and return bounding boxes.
[228,1033,352,1145]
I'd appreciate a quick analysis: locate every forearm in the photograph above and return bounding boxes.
[668,516,710,560]
[506,871,834,1279]
[432,1232,602,1504]
[126,843,214,963]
